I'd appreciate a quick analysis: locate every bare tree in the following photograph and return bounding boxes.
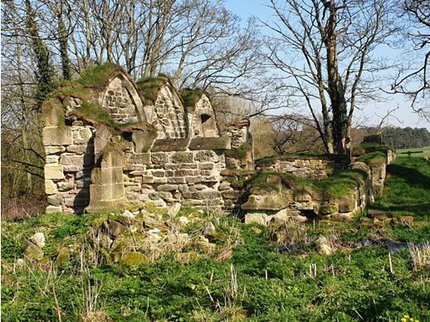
[392,0,429,119]
[264,0,399,155]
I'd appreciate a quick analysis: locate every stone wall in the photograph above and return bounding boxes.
[43,126,95,214]
[257,156,346,180]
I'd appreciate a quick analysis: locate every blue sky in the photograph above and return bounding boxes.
[224,0,429,129]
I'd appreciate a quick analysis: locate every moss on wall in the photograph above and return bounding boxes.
[78,63,125,88]
[180,88,205,112]
[225,142,252,159]
[136,75,170,105]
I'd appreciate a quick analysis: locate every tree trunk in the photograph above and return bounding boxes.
[324,0,347,155]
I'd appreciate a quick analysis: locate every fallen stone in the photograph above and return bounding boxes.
[30,232,46,248]
[25,243,44,261]
[244,213,270,226]
[315,236,333,256]
[203,222,216,236]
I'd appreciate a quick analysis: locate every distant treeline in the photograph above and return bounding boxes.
[364,127,430,149]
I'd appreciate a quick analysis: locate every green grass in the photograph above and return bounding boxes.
[372,157,430,218]
[180,88,205,112]
[136,75,170,105]
[397,147,430,157]
[2,157,429,321]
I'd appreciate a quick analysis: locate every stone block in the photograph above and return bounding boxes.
[189,137,231,150]
[132,130,157,153]
[171,152,194,163]
[101,149,125,168]
[221,190,241,199]
[46,155,59,164]
[151,152,169,165]
[241,191,293,211]
[45,165,64,180]
[45,180,57,195]
[45,146,66,154]
[244,213,270,226]
[157,184,179,192]
[43,126,72,146]
[194,150,219,162]
[198,163,214,170]
[91,167,123,185]
[58,181,75,191]
[174,170,196,177]
[166,177,186,184]
[46,205,63,214]
[66,144,90,154]
[94,125,113,160]
[47,195,61,206]
[60,154,85,166]
[151,138,189,152]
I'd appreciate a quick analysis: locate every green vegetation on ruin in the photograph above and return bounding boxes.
[78,62,125,88]
[71,102,118,127]
[136,74,170,105]
[180,88,205,112]
[225,142,252,159]
[255,152,347,165]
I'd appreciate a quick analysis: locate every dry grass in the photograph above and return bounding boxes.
[408,242,430,271]
[1,193,47,221]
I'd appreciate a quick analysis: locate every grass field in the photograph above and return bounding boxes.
[397,147,430,157]
[2,157,429,321]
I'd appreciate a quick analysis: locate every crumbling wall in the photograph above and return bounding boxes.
[256,156,346,180]
[43,126,95,213]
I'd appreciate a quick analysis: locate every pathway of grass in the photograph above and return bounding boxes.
[372,157,430,218]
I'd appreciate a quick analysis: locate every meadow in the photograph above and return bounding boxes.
[2,156,429,321]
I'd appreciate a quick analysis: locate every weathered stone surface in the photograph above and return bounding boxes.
[132,130,157,153]
[46,155,60,164]
[45,146,66,154]
[151,138,189,152]
[46,205,62,213]
[171,152,194,163]
[47,195,61,206]
[45,180,57,194]
[45,165,64,180]
[58,181,74,191]
[43,126,72,145]
[315,236,333,256]
[189,137,231,150]
[241,190,293,211]
[244,213,270,225]
[151,152,169,165]
[194,150,218,162]
[30,232,46,248]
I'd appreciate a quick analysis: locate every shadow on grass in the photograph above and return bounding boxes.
[387,164,430,191]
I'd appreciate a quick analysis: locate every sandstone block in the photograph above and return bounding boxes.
[45,164,64,180]
[45,146,66,154]
[244,213,270,226]
[46,155,59,164]
[151,138,189,152]
[194,150,218,162]
[172,152,194,163]
[45,180,57,194]
[91,167,123,185]
[46,205,63,213]
[47,195,61,206]
[189,137,231,150]
[58,181,75,191]
[157,184,179,192]
[43,126,72,146]
[151,152,169,165]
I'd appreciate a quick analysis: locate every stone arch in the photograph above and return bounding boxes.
[191,94,220,138]
[152,84,187,139]
[100,74,146,124]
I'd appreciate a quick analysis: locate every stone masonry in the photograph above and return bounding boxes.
[42,63,393,220]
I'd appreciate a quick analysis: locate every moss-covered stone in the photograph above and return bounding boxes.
[41,97,65,126]
[136,75,170,105]
[120,252,149,268]
[224,142,252,159]
[55,247,71,267]
[70,102,117,127]
[78,62,124,88]
[180,88,205,112]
